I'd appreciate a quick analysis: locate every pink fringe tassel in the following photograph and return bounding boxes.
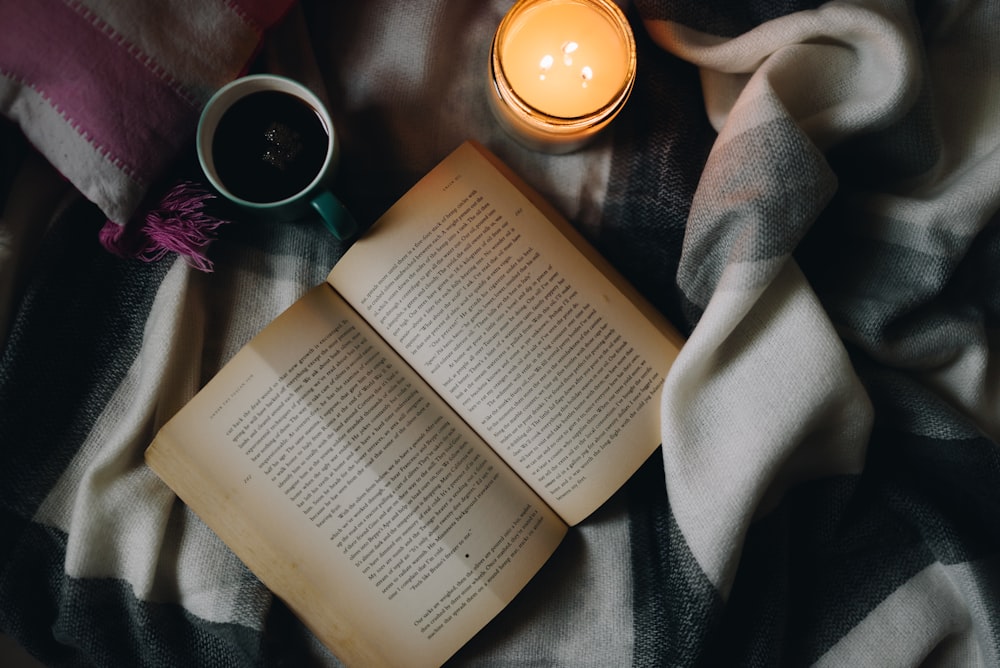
[100,180,230,272]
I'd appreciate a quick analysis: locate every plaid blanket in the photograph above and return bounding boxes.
[2,0,998,666]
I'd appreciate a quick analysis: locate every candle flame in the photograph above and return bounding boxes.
[562,41,578,66]
[538,53,553,80]
[537,42,596,87]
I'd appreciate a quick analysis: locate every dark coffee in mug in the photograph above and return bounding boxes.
[212,90,329,203]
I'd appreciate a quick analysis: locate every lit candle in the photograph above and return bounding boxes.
[488,0,636,153]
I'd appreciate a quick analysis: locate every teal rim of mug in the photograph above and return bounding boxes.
[196,74,337,211]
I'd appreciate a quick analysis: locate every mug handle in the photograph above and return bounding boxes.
[311,190,359,241]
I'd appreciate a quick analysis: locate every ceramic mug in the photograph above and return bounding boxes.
[196,74,357,240]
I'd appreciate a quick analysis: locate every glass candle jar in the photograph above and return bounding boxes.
[488,0,637,153]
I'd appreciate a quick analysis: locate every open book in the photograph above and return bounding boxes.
[145,141,684,667]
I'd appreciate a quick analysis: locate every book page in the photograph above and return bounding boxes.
[146,284,567,668]
[328,142,682,525]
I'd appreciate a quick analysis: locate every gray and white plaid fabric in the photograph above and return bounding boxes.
[1,0,997,666]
